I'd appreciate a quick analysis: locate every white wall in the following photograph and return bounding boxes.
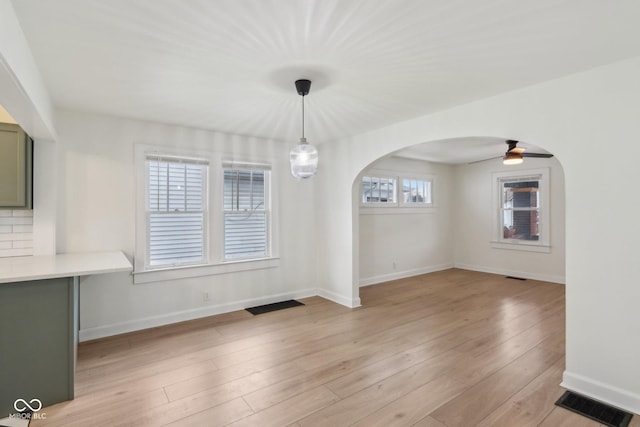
[0,0,55,140]
[358,156,454,285]
[56,111,318,340]
[453,157,565,283]
[358,154,564,286]
[315,140,360,307]
[0,0,57,256]
[317,57,640,413]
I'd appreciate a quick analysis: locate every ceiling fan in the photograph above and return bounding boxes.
[471,140,554,165]
[502,140,553,165]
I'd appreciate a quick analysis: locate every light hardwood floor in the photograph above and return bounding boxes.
[32,269,638,426]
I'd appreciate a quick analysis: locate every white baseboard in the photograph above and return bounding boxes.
[453,262,565,284]
[317,288,361,308]
[562,370,640,415]
[359,263,453,287]
[79,288,317,342]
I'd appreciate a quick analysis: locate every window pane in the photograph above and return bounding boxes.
[502,181,539,209]
[224,169,265,211]
[381,178,388,202]
[362,177,371,203]
[224,212,267,260]
[502,209,539,241]
[149,213,204,265]
[402,178,432,204]
[373,177,380,202]
[423,181,432,203]
[148,160,204,212]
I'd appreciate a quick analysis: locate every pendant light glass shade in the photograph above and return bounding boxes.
[290,79,318,179]
[290,137,318,179]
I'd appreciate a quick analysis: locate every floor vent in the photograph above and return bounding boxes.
[506,276,527,280]
[555,391,633,427]
[246,299,304,315]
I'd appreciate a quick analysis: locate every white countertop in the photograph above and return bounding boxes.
[0,251,132,283]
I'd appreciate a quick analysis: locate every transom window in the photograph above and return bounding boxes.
[361,176,397,204]
[401,178,432,206]
[361,173,433,208]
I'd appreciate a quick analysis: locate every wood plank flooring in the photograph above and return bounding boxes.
[30,269,639,426]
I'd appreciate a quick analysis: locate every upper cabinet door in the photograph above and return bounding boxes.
[0,123,33,209]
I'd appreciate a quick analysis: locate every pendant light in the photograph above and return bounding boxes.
[289,79,318,179]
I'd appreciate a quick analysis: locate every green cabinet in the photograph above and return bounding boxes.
[0,123,33,209]
[0,277,78,417]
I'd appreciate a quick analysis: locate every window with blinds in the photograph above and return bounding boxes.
[146,157,207,267]
[223,167,270,261]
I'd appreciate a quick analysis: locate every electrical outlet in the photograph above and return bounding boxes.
[203,292,210,302]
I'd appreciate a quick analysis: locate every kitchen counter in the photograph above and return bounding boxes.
[0,251,132,418]
[0,250,132,283]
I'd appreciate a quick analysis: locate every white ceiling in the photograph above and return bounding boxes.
[11,0,640,162]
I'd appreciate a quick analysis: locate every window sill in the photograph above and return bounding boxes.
[133,257,279,284]
[490,241,551,253]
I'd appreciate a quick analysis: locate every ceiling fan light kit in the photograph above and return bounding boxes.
[503,151,524,165]
[289,79,318,179]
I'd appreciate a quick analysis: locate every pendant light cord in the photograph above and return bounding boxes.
[301,94,305,139]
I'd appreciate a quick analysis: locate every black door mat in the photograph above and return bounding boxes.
[245,299,304,315]
[555,391,633,427]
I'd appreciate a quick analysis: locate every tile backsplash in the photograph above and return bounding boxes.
[0,210,34,257]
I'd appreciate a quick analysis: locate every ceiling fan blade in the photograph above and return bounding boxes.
[522,152,554,158]
[509,147,526,154]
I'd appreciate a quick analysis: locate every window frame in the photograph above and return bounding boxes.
[360,174,398,207]
[134,145,279,284]
[399,175,434,208]
[491,168,551,253]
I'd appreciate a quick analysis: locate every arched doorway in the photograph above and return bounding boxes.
[351,136,565,298]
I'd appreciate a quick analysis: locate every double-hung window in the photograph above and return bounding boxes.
[492,168,550,252]
[500,179,540,241]
[146,156,208,268]
[135,145,278,283]
[223,165,270,261]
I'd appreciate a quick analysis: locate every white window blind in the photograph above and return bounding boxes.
[223,167,270,261]
[147,157,207,267]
